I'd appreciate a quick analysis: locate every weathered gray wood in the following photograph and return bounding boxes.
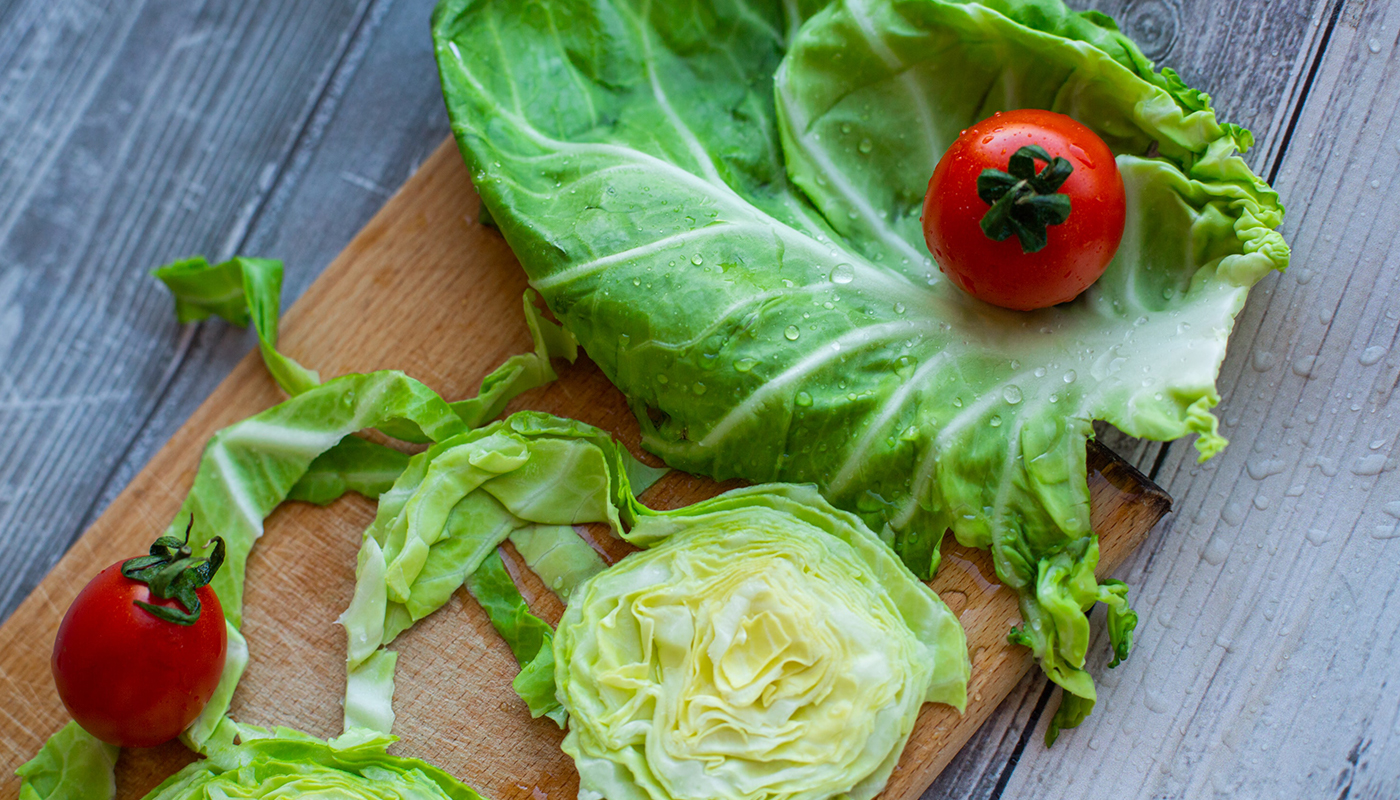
[927,0,1346,796]
[982,1,1400,797]
[75,0,453,557]
[0,0,425,622]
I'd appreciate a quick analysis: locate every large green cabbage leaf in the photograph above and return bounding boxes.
[432,0,1287,735]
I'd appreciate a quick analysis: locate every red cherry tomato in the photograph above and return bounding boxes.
[51,560,227,747]
[922,109,1126,310]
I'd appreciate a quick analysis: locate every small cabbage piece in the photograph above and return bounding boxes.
[15,722,118,800]
[152,256,320,395]
[153,256,579,438]
[559,485,968,800]
[143,724,487,800]
[339,412,667,727]
[432,0,1288,737]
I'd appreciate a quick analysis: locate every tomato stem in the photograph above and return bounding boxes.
[120,516,225,626]
[976,145,1074,253]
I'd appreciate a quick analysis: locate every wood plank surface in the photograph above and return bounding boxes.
[0,0,384,622]
[4,0,1396,797]
[0,140,1169,800]
[986,1,1400,798]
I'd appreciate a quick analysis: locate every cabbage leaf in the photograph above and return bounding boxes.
[288,434,412,506]
[338,412,667,727]
[144,723,487,800]
[153,256,579,438]
[466,550,566,724]
[14,722,118,800]
[432,0,1287,736]
[152,256,320,395]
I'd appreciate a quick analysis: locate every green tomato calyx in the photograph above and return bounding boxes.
[977,145,1074,253]
[120,516,225,626]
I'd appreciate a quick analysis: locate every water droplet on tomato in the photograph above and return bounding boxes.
[1069,144,1093,168]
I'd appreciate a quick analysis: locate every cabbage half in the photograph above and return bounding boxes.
[433,0,1288,734]
[559,485,968,800]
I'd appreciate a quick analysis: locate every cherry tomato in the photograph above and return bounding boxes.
[51,560,227,747]
[922,109,1126,310]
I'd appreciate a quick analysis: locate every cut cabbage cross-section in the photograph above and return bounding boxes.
[557,485,969,800]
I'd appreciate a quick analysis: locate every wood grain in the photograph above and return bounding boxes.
[983,1,1400,798]
[0,0,382,623]
[0,141,1168,800]
[925,0,1353,795]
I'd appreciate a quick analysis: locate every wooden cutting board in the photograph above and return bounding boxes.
[0,140,1169,800]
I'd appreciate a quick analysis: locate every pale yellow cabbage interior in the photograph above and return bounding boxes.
[556,498,967,800]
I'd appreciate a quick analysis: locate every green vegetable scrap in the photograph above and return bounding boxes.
[339,411,668,728]
[153,256,579,439]
[433,0,1288,738]
[15,723,117,800]
[152,256,320,395]
[466,550,568,724]
[144,723,487,800]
